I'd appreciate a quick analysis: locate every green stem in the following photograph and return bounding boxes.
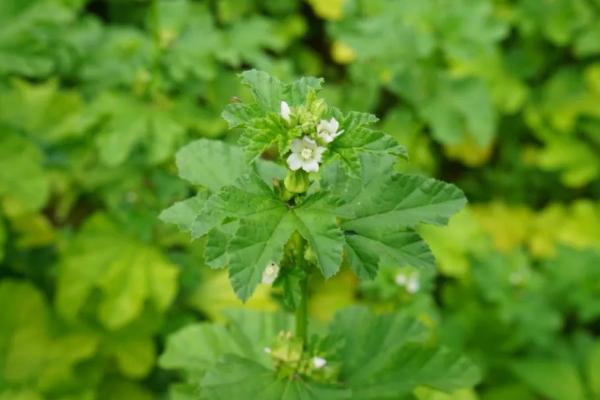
[295,272,309,345]
[295,241,309,346]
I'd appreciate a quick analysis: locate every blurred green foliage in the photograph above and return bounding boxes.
[0,0,598,399]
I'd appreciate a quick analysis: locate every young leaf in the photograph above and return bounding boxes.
[176,139,246,191]
[238,117,285,162]
[285,76,324,106]
[329,112,407,174]
[240,69,285,112]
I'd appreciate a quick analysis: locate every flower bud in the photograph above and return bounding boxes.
[262,262,280,285]
[284,170,310,194]
[312,356,327,369]
[310,98,327,118]
[304,246,317,264]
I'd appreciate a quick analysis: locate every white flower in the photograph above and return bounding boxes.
[262,262,280,285]
[287,136,326,173]
[264,347,272,354]
[312,356,327,369]
[280,101,291,122]
[394,273,407,286]
[406,276,420,294]
[317,117,344,143]
[395,273,420,294]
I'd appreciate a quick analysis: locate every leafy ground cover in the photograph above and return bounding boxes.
[0,0,599,399]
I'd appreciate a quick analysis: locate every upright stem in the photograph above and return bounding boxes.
[295,272,309,345]
[295,241,309,346]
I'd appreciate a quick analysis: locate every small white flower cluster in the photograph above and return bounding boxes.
[280,101,344,173]
[262,261,280,285]
[394,273,420,294]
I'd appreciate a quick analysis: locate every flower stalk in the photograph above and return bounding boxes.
[295,240,309,347]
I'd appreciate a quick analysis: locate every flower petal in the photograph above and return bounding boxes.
[302,160,320,172]
[329,117,339,132]
[317,120,327,132]
[302,136,317,146]
[280,101,291,121]
[291,138,303,153]
[287,153,302,170]
[318,131,333,143]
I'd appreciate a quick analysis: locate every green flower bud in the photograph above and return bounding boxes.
[271,331,303,364]
[310,98,327,119]
[284,170,310,194]
[304,246,317,264]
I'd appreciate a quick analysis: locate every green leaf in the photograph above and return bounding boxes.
[292,194,345,278]
[329,111,406,174]
[330,307,428,373]
[212,175,346,298]
[176,139,247,191]
[238,117,285,162]
[202,355,351,400]
[0,390,43,400]
[56,214,179,330]
[0,131,49,212]
[511,359,586,400]
[228,208,296,301]
[108,336,155,378]
[224,308,294,361]
[0,2,75,77]
[166,383,199,400]
[158,191,209,233]
[160,310,293,379]
[341,157,466,232]
[174,138,285,192]
[0,280,99,389]
[345,229,435,279]
[588,342,600,398]
[350,174,454,227]
[205,221,238,268]
[218,17,283,67]
[222,102,261,128]
[331,307,480,399]
[0,80,87,143]
[240,69,285,112]
[159,323,252,377]
[93,93,185,166]
[285,76,324,106]
[0,280,50,384]
[338,156,465,277]
[199,173,340,298]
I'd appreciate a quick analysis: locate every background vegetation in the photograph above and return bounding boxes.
[0,0,599,399]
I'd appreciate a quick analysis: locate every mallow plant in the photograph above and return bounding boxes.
[158,70,479,399]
